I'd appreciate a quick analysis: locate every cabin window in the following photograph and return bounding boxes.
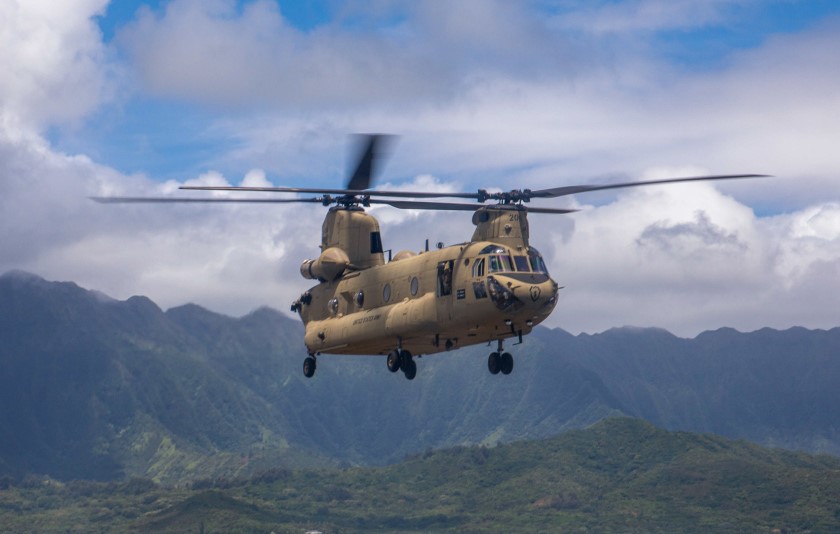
[355,290,364,307]
[370,231,383,254]
[410,277,419,296]
[472,257,485,277]
[328,298,339,315]
[383,283,391,303]
[437,261,453,297]
[513,255,530,272]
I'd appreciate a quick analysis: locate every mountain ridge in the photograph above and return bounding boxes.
[1,270,838,484]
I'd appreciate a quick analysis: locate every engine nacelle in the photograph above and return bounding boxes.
[300,247,350,281]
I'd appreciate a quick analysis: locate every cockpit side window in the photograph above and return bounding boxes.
[370,232,383,254]
[528,248,548,274]
[473,257,485,277]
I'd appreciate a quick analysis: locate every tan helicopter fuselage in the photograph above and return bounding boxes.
[293,205,559,357]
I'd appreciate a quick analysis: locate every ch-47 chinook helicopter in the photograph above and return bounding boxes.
[94,135,764,381]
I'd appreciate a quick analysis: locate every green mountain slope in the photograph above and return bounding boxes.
[1,270,839,485]
[533,325,840,454]
[3,418,839,533]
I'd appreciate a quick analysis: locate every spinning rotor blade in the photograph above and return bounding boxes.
[90,196,324,204]
[529,174,768,199]
[346,134,395,190]
[370,200,489,211]
[179,185,477,199]
[368,199,578,214]
[524,206,581,214]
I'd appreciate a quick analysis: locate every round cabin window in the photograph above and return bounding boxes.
[328,298,339,315]
[355,290,364,307]
[410,277,419,296]
[383,283,391,303]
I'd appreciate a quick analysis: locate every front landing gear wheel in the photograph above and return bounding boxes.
[488,352,501,375]
[303,356,316,378]
[387,350,401,372]
[500,352,514,375]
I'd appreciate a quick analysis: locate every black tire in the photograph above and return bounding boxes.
[488,352,501,375]
[303,356,316,378]
[403,358,417,380]
[387,350,401,372]
[400,349,412,366]
[500,352,514,375]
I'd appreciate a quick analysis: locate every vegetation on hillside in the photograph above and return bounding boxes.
[2,418,839,533]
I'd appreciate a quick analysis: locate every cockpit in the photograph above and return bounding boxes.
[472,244,549,277]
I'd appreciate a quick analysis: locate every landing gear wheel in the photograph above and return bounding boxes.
[303,356,317,378]
[403,358,417,380]
[400,350,417,380]
[387,350,401,372]
[488,352,501,375]
[500,352,514,375]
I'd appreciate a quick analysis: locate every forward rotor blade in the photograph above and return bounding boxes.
[524,206,580,214]
[90,196,323,204]
[369,199,578,214]
[530,174,769,198]
[370,199,486,211]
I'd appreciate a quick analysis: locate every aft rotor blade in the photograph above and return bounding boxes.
[530,174,769,198]
[346,134,395,190]
[90,196,323,204]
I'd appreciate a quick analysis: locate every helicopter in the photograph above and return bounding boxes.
[94,134,765,381]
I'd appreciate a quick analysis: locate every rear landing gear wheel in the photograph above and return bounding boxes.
[303,356,317,378]
[500,352,514,375]
[488,352,501,375]
[400,350,417,380]
[403,358,417,380]
[387,350,401,372]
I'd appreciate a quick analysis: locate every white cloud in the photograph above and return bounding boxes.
[551,0,736,34]
[1,0,838,338]
[0,0,111,128]
[547,184,840,335]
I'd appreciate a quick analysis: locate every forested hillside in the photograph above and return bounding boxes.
[1,270,838,484]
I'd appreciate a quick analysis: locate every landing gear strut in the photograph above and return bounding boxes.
[303,355,317,378]
[386,348,417,380]
[487,340,514,375]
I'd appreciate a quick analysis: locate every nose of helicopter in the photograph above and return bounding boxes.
[486,274,559,320]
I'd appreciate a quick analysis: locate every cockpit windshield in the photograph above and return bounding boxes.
[475,245,548,275]
[488,254,514,273]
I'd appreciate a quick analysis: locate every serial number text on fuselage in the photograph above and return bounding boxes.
[353,314,382,326]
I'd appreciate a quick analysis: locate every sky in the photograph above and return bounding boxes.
[1,0,839,337]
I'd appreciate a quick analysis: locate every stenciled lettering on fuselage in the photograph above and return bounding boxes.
[352,313,382,326]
